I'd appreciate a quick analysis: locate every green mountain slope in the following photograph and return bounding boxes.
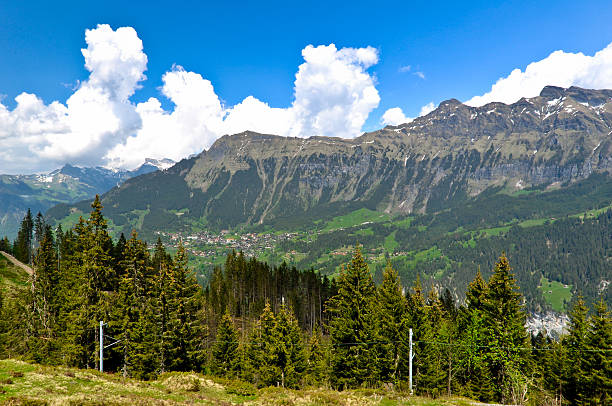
[46,86,612,310]
[0,159,173,239]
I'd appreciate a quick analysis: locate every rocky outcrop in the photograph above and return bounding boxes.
[51,86,612,232]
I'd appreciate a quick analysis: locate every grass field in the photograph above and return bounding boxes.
[0,254,28,292]
[323,208,390,232]
[0,359,478,405]
[540,277,573,312]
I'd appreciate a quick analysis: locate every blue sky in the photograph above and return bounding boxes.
[1,0,611,172]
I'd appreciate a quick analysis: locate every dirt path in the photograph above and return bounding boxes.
[0,251,34,276]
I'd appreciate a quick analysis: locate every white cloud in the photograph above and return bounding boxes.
[108,44,381,168]
[466,42,612,106]
[381,107,411,126]
[0,28,381,173]
[380,101,435,126]
[0,24,146,173]
[399,65,411,73]
[414,71,425,79]
[289,44,380,139]
[418,101,435,116]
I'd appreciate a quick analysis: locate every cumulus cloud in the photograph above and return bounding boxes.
[0,26,381,173]
[466,42,612,106]
[380,101,436,126]
[0,24,145,173]
[108,44,380,168]
[381,107,410,126]
[418,101,435,116]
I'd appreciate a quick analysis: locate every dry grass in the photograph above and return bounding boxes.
[0,360,475,405]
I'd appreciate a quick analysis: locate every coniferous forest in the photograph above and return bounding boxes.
[0,197,610,405]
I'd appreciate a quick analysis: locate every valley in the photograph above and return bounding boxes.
[42,86,612,314]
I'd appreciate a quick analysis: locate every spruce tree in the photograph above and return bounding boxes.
[563,296,590,404]
[327,245,379,388]
[377,261,405,383]
[14,209,33,264]
[305,327,327,386]
[246,301,280,386]
[418,289,446,397]
[30,225,59,362]
[275,304,306,388]
[398,275,426,390]
[212,312,240,377]
[165,244,206,372]
[460,270,495,402]
[584,299,611,404]
[113,231,156,378]
[152,239,173,373]
[482,254,529,402]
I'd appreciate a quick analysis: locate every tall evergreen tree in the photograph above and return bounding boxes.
[459,270,496,402]
[398,275,426,390]
[14,209,33,264]
[562,296,591,404]
[377,261,405,383]
[327,245,379,388]
[113,232,156,378]
[305,327,327,387]
[165,243,206,372]
[246,301,280,386]
[482,254,529,402]
[30,225,59,362]
[584,299,611,404]
[34,212,45,250]
[417,289,446,397]
[275,304,306,388]
[212,312,240,377]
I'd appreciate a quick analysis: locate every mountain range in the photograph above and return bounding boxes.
[0,158,175,239]
[44,86,612,312]
[49,85,611,232]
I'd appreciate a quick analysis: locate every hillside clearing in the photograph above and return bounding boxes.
[0,359,477,405]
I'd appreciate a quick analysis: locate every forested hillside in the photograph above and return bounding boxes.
[1,199,610,404]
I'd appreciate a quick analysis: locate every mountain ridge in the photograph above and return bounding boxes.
[0,158,175,239]
[48,85,612,235]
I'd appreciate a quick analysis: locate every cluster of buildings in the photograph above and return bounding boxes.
[154,230,298,260]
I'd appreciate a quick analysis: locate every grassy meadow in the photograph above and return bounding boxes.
[0,359,479,405]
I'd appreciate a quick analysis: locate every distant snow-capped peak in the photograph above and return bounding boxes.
[142,158,175,171]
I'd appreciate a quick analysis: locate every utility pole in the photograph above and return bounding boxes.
[98,320,121,373]
[409,328,413,395]
[99,321,104,372]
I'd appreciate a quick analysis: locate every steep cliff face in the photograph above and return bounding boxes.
[49,86,612,233]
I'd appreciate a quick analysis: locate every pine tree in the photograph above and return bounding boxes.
[438,289,459,397]
[212,312,240,377]
[482,254,529,402]
[113,231,156,378]
[305,327,327,386]
[14,209,33,264]
[246,301,280,386]
[583,299,611,404]
[563,296,590,404]
[152,238,173,374]
[327,245,379,388]
[34,212,45,250]
[30,225,59,362]
[377,261,405,383]
[459,270,495,402]
[275,304,306,388]
[165,244,206,372]
[418,289,446,397]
